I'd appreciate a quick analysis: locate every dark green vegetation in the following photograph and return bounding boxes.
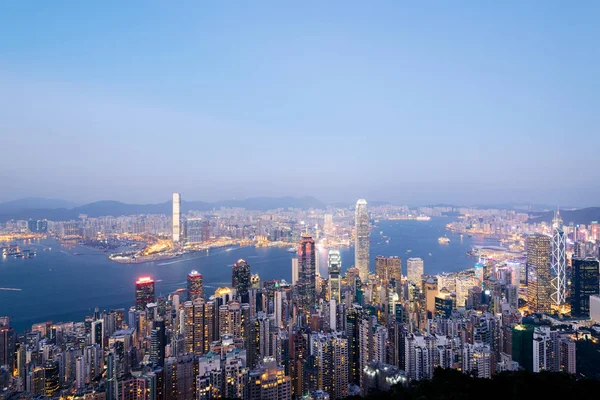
[353,368,600,400]
[576,338,600,380]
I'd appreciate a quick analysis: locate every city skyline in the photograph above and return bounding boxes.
[1,2,599,205]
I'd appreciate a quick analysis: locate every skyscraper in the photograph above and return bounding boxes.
[355,199,370,281]
[187,270,203,301]
[407,258,424,285]
[328,250,341,303]
[297,236,316,313]
[526,235,552,313]
[551,211,567,306]
[172,193,181,243]
[375,256,402,287]
[232,259,251,301]
[570,258,600,317]
[135,277,155,311]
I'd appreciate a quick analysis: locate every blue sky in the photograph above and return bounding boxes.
[0,1,598,206]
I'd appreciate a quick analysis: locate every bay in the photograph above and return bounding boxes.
[0,218,496,332]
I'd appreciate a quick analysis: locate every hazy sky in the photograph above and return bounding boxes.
[1,1,598,206]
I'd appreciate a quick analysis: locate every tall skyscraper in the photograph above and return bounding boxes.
[328,250,341,303]
[570,258,600,317]
[187,270,203,300]
[407,258,424,285]
[375,256,402,287]
[232,259,251,301]
[0,318,15,371]
[355,199,370,281]
[291,257,299,286]
[135,277,155,311]
[172,193,181,243]
[296,236,316,313]
[551,211,567,306]
[526,234,552,313]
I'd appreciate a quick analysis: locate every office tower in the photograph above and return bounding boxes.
[232,259,251,301]
[310,332,349,399]
[328,250,341,303]
[135,277,155,311]
[44,361,60,397]
[150,319,166,366]
[559,337,576,374]
[172,193,181,243]
[345,308,361,386]
[551,211,567,306]
[248,358,292,400]
[0,318,15,371]
[291,257,299,286]
[462,341,492,378]
[526,235,552,313]
[296,236,316,313]
[355,199,370,281]
[424,278,438,318]
[570,258,600,317]
[375,256,402,287]
[92,319,104,347]
[187,270,203,300]
[407,258,424,285]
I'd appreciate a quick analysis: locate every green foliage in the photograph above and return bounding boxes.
[576,338,600,380]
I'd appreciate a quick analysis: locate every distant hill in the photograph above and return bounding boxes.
[0,197,78,212]
[0,196,325,221]
[529,207,600,225]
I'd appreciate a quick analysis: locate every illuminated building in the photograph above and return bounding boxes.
[44,361,60,397]
[309,332,349,399]
[187,270,204,300]
[462,341,492,378]
[407,258,424,285]
[248,358,292,400]
[296,236,316,313]
[570,258,600,317]
[250,273,261,290]
[424,278,438,318]
[559,337,576,374]
[0,318,15,372]
[232,259,251,301]
[120,378,148,400]
[533,326,559,372]
[183,299,214,355]
[526,235,552,313]
[375,256,402,287]
[328,250,341,303]
[172,193,181,243]
[550,211,567,306]
[135,277,155,311]
[354,199,370,281]
[434,290,453,318]
[292,257,299,286]
[362,360,407,393]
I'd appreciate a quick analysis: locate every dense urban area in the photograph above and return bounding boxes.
[1,194,600,400]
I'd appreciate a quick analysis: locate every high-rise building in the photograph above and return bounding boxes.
[44,361,60,397]
[135,277,155,311]
[292,257,299,286]
[407,258,424,285]
[183,299,214,355]
[232,259,251,301]
[355,199,370,282]
[248,358,292,400]
[533,326,559,372]
[297,236,316,313]
[0,318,15,372]
[551,211,567,306]
[310,332,349,400]
[328,250,341,303]
[526,235,552,313]
[375,256,402,287]
[172,193,181,243]
[570,258,600,317]
[462,341,492,378]
[187,270,203,300]
[185,218,203,243]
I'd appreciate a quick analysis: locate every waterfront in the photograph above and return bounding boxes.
[0,218,498,332]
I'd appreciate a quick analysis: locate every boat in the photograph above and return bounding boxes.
[287,247,297,253]
[416,215,431,221]
[438,237,450,244]
[406,249,412,253]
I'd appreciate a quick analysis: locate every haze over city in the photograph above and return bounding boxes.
[1,2,599,206]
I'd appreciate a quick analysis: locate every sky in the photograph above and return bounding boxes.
[0,1,598,206]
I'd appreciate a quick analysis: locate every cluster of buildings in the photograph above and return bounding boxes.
[2,199,600,400]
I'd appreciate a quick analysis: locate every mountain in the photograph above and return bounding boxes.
[0,196,325,221]
[0,197,78,213]
[529,207,600,225]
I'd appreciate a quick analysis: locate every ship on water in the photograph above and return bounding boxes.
[438,237,450,244]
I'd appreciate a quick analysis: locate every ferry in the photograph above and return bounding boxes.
[438,237,450,244]
[286,247,297,253]
[416,215,432,221]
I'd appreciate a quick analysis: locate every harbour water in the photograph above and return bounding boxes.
[0,218,497,332]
